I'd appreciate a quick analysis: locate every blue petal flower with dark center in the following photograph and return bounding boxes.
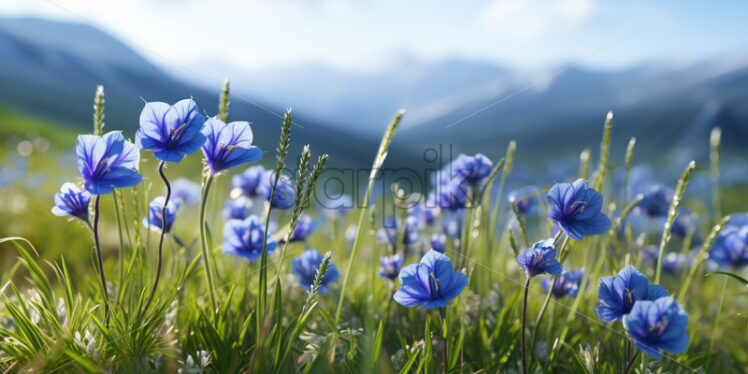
[222,215,277,261]
[379,254,404,280]
[52,182,91,223]
[449,153,493,187]
[547,178,611,240]
[595,265,668,322]
[222,196,252,220]
[507,185,540,215]
[393,250,468,309]
[136,99,207,163]
[291,248,340,292]
[623,297,689,358]
[709,215,748,268]
[635,184,673,218]
[288,214,316,242]
[142,196,180,233]
[516,239,562,278]
[541,268,584,299]
[76,131,142,194]
[379,216,419,246]
[172,178,201,205]
[201,118,263,174]
[430,233,447,253]
[258,171,296,210]
[231,165,266,198]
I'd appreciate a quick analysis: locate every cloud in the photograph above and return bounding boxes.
[481,0,594,41]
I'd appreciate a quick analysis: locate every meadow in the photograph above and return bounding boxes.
[0,82,746,374]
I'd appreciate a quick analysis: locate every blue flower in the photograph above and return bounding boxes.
[541,268,584,298]
[507,185,540,215]
[172,178,201,205]
[441,212,462,238]
[595,265,668,322]
[641,246,687,274]
[76,131,142,194]
[710,215,748,267]
[547,178,611,240]
[416,205,438,226]
[143,196,180,233]
[430,233,447,253]
[516,239,562,278]
[288,214,316,242]
[379,216,419,246]
[671,208,696,239]
[291,249,340,292]
[635,185,673,218]
[201,118,263,174]
[433,180,469,211]
[136,99,207,163]
[231,165,266,198]
[222,197,252,220]
[379,254,404,280]
[51,182,91,222]
[449,153,492,187]
[222,215,276,261]
[623,297,689,358]
[393,250,468,309]
[258,172,295,209]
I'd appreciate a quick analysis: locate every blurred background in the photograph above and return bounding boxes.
[1,1,748,256]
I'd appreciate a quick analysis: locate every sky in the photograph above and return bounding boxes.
[2,0,748,73]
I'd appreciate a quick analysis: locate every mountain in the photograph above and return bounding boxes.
[0,17,379,168]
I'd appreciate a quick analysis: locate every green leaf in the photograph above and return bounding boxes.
[706,271,748,286]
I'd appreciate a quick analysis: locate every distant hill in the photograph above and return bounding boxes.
[0,17,378,168]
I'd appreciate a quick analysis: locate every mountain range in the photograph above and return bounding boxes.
[2,16,748,171]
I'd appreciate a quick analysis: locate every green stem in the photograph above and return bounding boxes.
[199,174,217,314]
[145,161,170,311]
[92,195,110,325]
[521,276,530,374]
[705,275,728,372]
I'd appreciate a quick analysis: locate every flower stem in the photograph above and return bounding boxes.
[624,350,640,374]
[440,307,448,374]
[92,195,110,325]
[705,275,728,372]
[199,174,217,314]
[521,275,530,374]
[145,161,170,311]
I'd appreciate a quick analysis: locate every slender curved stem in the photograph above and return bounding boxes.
[440,307,448,374]
[624,350,640,374]
[705,275,728,372]
[92,195,110,324]
[145,161,170,310]
[199,174,217,313]
[520,276,530,374]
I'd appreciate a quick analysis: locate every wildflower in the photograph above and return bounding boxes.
[379,254,404,280]
[258,171,295,209]
[634,185,672,218]
[143,196,180,233]
[516,239,562,278]
[547,178,611,240]
[379,216,419,246]
[416,205,438,226]
[136,99,206,163]
[231,165,265,198]
[52,182,91,223]
[641,246,687,274]
[393,249,468,309]
[222,196,252,220]
[430,233,447,253]
[541,268,584,298]
[288,214,316,242]
[449,153,492,187]
[709,214,748,267]
[76,131,142,194]
[201,118,262,174]
[623,297,689,358]
[222,215,277,261]
[172,178,201,205]
[671,208,697,239]
[595,265,667,322]
[322,194,353,216]
[507,185,540,215]
[433,180,469,211]
[291,249,340,292]
[441,211,462,237]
